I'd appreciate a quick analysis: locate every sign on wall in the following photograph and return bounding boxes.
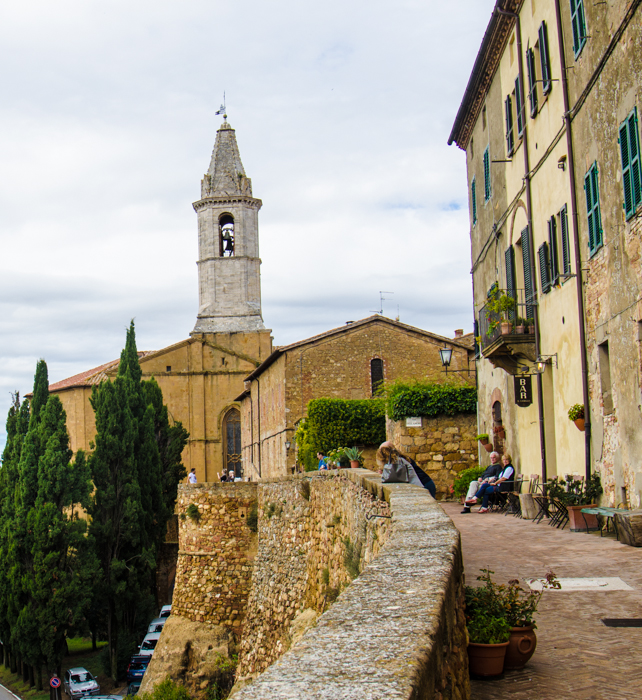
[514,375,533,407]
[405,417,422,427]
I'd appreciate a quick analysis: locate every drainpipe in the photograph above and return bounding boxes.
[554,0,592,481]
[256,377,262,478]
[498,3,548,482]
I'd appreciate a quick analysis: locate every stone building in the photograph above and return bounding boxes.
[449,0,642,505]
[236,316,475,479]
[49,120,273,482]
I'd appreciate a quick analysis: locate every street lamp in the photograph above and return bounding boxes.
[439,346,453,371]
[285,441,291,452]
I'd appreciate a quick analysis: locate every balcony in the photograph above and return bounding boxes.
[477,289,536,374]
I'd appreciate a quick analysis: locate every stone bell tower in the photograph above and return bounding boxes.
[192,119,266,334]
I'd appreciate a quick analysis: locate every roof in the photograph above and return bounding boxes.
[47,351,154,393]
[243,315,473,382]
[447,0,520,150]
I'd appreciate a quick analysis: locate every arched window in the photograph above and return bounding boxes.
[223,408,241,478]
[219,214,235,257]
[371,358,384,396]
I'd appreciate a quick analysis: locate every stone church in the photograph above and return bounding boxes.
[50,120,273,482]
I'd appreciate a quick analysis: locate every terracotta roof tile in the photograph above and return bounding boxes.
[47,352,154,392]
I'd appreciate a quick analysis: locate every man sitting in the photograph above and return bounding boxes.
[471,454,515,513]
[461,452,502,513]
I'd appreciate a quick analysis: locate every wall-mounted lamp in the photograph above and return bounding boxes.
[439,345,475,376]
[558,155,567,171]
[534,354,558,374]
[285,441,292,452]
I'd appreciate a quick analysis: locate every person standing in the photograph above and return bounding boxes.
[188,468,197,484]
[461,452,502,513]
[317,452,328,470]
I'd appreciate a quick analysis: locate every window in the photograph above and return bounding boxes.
[548,216,559,285]
[505,245,516,321]
[619,108,642,220]
[526,48,538,117]
[521,225,536,320]
[370,358,384,396]
[483,146,491,202]
[538,22,552,94]
[598,341,613,415]
[570,0,587,58]
[538,242,551,294]
[515,76,525,137]
[584,162,603,255]
[471,177,477,226]
[219,214,235,257]
[505,95,515,156]
[559,204,572,276]
[223,408,241,477]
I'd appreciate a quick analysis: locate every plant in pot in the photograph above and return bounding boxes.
[525,317,535,333]
[551,473,603,531]
[568,403,585,431]
[476,433,490,445]
[465,577,510,677]
[343,446,363,469]
[326,447,349,469]
[486,292,517,335]
[515,317,526,334]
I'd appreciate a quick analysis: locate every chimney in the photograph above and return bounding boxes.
[454,329,464,338]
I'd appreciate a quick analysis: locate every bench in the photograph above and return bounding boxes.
[581,507,623,539]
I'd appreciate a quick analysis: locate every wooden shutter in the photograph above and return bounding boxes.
[526,48,538,117]
[620,119,633,218]
[570,0,587,57]
[539,22,552,94]
[585,168,596,253]
[585,163,602,253]
[505,95,514,155]
[521,226,535,320]
[515,76,524,136]
[630,112,642,212]
[560,205,571,276]
[620,109,642,219]
[471,178,477,225]
[484,147,491,201]
[505,246,516,321]
[548,216,559,285]
[538,242,551,294]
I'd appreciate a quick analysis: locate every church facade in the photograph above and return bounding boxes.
[50,120,273,482]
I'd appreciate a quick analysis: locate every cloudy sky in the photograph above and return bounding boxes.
[0,0,495,444]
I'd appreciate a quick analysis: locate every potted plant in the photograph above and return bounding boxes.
[547,474,603,531]
[515,317,526,334]
[568,403,585,431]
[476,433,490,445]
[493,425,505,439]
[486,292,516,337]
[526,317,535,334]
[343,446,363,469]
[466,613,511,677]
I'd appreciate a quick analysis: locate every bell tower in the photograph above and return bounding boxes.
[192,119,266,334]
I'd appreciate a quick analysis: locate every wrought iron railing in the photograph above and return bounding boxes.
[477,288,535,352]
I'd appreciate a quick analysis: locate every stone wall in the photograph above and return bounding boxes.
[387,414,478,499]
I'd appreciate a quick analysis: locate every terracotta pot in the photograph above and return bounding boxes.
[574,418,585,431]
[350,460,360,469]
[483,443,494,453]
[467,641,509,677]
[505,625,537,670]
[479,436,489,445]
[528,325,535,334]
[500,322,512,335]
[516,325,525,334]
[567,503,599,531]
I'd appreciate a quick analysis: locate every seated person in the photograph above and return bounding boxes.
[471,454,515,513]
[461,452,502,513]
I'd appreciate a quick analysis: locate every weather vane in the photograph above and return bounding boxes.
[215,92,227,120]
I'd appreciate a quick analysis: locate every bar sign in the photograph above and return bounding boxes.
[514,375,533,407]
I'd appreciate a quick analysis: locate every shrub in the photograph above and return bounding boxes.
[467,613,511,644]
[186,504,201,522]
[138,678,192,700]
[384,380,477,421]
[453,466,486,498]
[246,502,258,532]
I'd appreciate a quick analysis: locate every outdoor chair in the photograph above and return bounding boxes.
[549,498,569,529]
[533,494,551,524]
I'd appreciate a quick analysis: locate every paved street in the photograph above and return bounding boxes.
[442,502,642,700]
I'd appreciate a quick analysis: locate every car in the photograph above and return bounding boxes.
[159,605,171,618]
[147,617,166,634]
[127,683,141,696]
[63,668,100,698]
[138,632,161,657]
[126,655,151,684]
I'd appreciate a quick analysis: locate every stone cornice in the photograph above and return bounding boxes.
[193,196,262,212]
[196,256,262,265]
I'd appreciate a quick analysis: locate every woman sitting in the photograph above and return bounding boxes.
[376,442,437,498]
[469,454,515,513]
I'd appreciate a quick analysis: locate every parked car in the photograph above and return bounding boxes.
[138,632,161,656]
[159,605,171,618]
[147,617,166,634]
[126,655,151,684]
[127,683,141,696]
[63,668,100,698]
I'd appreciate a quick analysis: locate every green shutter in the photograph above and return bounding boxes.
[483,146,491,201]
[471,178,477,226]
[526,48,538,117]
[538,242,551,294]
[505,95,514,155]
[630,112,642,211]
[515,76,524,136]
[620,109,642,219]
[620,120,633,218]
[548,216,559,285]
[585,162,603,255]
[539,22,552,94]
[570,0,587,57]
[560,204,571,276]
[521,225,535,320]
[505,246,516,321]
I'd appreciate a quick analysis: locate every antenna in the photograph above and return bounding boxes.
[370,291,394,315]
[215,92,227,119]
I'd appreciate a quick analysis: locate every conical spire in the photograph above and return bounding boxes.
[201,120,253,198]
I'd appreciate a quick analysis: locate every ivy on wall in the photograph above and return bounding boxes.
[295,398,386,467]
[385,380,477,421]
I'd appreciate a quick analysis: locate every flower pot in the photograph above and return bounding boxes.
[483,443,494,453]
[528,325,535,334]
[505,626,537,670]
[515,325,525,334]
[574,418,585,432]
[567,504,599,531]
[493,426,505,438]
[467,641,509,677]
[479,436,489,445]
[350,460,360,469]
[500,322,512,335]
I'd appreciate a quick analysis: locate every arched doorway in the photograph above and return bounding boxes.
[223,408,242,478]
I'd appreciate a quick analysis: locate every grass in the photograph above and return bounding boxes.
[0,638,109,700]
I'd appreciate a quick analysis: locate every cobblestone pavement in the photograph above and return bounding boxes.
[442,501,642,700]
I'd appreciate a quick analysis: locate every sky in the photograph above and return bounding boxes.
[0,0,496,446]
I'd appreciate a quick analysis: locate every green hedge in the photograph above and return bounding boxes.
[385,380,477,421]
[297,398,386,461]
[453,465,486,498]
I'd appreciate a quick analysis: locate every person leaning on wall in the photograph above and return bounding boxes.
[375,441,437,498]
